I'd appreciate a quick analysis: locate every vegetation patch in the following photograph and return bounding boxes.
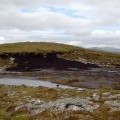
[0,42,119,69]
[0,85,120,119]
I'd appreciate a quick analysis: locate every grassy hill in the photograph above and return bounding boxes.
[0,42,80,53]
[0,42,120,68]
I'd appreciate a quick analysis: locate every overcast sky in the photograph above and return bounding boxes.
[0,0,120,48]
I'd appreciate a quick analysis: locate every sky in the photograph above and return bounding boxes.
[0,0,120,48]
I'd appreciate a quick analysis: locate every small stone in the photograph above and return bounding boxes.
[102,92,110,97]
[92,93,100,101]
[68,105,82,111]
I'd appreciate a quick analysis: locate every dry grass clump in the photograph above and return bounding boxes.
[34,110,93,120]
[0,58,10,67]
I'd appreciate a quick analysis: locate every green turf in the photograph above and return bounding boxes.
[0,42,80,53]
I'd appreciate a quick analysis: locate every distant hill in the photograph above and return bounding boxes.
[91,47,120,53]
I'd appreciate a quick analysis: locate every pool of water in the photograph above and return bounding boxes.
[0,77,83,90]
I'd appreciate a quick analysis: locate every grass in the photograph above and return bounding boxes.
[34,110,93,120]
[0,42,79,54]
[0,109,9,120]
[62,48,120,66]
[92,105,120,120]
[0,85,120,120]
[0,58,10,67]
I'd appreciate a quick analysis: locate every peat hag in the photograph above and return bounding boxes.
[0,52,99,71]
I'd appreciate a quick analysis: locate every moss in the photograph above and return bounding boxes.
[92,105,110,120]
[0,58,10,67]
[0,109,9,120]
[109,111,120,120]
[92,105,120,120]
[11,114,31,120]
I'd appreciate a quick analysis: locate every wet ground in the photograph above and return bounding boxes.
[0,68,120,89]
[0,77,82,90]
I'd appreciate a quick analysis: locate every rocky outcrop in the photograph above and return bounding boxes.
[48,98,99,112]
[14,94,120,115]
[104,100,120,111]
[13,98,99,115]
[101,93,120,111]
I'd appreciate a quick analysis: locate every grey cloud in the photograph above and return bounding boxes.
[0,0,120,48]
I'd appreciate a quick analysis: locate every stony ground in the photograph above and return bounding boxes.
[0,85,120,120]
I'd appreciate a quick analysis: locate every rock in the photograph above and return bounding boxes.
[14,98,46,115]
[86,97,92,101]
[101,92,111,100]
[14,98,99,115]
[92,93,100,101]
[76,88,85,91]
[15,104,27,112]
[104,100,120,111]
[3,91,16,96]
[68,105,81,111]
[102,92,110,97]
[29,98,44,105]
[10,57,15,64]
[108,94,120,100]
[49,98,99,112]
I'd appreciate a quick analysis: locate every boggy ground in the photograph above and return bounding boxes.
[2,52,99,71]
[0,69,120,90]
[2,68,119,89]
[0,85,120,120]
[0,50,119,89]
